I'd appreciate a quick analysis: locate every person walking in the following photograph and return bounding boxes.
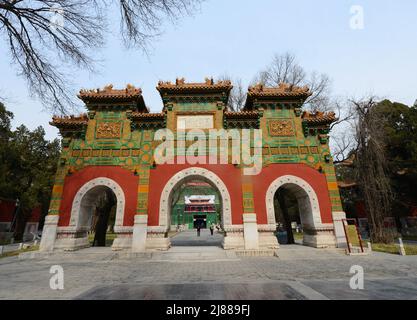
[209,223,214,236]
[197,225,201,237]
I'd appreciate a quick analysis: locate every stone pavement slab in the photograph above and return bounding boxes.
[170,229,223,247]
[76,282,308,300]
[1,244,417,300]
[302,277,417,300]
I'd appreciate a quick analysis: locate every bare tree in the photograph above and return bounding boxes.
[216,75,247,112]
[331,131,355,164]
[220,53,333,112]
[353,96,394,243]
[255,52,332,112]
[227,78,247,112]
[329,98,356,164]
[119,0,201,50]
[0,0,202,113]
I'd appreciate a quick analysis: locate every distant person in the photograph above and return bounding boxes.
[209,223,214,236]
[197,225,201,237]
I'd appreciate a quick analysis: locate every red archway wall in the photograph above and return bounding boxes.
[251,164,333,225]
[147,163,244,226]
[58,166,139,227]
[57,163,333,228]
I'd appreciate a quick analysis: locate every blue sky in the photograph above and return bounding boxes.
[1,0,416,140]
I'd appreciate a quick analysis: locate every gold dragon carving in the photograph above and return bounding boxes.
[268,120,294,136]
[96,122,122,139]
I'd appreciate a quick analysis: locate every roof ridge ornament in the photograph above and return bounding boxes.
[301,110,337,126]
[205,77,214,85]
[248,82,310,95]
[79,84,141,96]
[176,77,186,85]
[157,78,232,88]
[103,84,114,92]
[77,84,147,113]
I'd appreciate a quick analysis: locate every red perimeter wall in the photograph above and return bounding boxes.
[0,199,41,223]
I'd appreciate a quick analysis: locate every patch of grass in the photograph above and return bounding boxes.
[88,232,117,246]
[293,232,303,240]
[168,231,181,238]
[88,232,117,241]
[371,243,417,255]
[402,235,417,241]
[0,245,39,259]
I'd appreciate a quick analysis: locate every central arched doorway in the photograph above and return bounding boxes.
[169,179,223,246]
[158,167,233,248]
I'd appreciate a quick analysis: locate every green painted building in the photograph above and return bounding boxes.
[171,181,221,229]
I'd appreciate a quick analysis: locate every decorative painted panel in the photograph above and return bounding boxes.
[96,122,122,139]
[268,120,294,137]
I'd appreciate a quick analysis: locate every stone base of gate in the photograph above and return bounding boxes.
[112,227,133,250]
[332,211,348,248]
[146,227,171,251]
[51,226,135,251]
[39,215,59,252]
[243,214,259,250]
[112,237,132,250]
[132,215,148,252]
[54,237,90,251]
[222,225,245,250]
[258,224,280,249]
[303,225,337,248]
[54,228,90,251]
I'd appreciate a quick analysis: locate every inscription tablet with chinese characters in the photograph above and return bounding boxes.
[177,115,214,130]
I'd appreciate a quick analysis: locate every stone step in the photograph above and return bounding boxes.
[18,246,240,261]
[235,249,278,257]
[147,248,239,261]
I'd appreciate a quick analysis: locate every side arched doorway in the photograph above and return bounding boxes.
[60,177,126,250]
[266,175,336,248]
[86,186,116,247]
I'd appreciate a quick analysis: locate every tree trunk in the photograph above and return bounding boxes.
[277,190,295,244]
[93,208,109,247]
[93,189,116,247]
[354,98,394,244]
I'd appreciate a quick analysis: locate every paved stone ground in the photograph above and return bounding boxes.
[171,229,223,247]
[1,240,417,300]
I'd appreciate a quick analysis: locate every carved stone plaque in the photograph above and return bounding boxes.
[268,120,294,136]
[177,115,214,130]
[96,122,122,139]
